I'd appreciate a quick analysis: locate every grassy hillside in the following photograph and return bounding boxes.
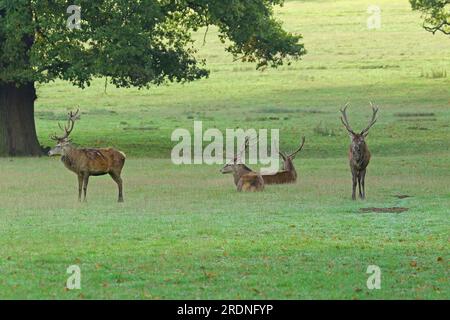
[0,0,449,299]
[34,0,450,158]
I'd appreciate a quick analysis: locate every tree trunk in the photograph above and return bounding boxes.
[0,82,43,156]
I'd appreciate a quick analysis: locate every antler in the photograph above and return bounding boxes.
[360,102,379,135]
[235,136,250,163]
[340,103,356,135]
[51,109,80,141]
[288,136,306,158]
[279,150,287,161]
[235,136,260,163]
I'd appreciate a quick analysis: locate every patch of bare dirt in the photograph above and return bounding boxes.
[394,194,412,199]
[360,207,409,214]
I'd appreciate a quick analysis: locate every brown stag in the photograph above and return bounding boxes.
[220,138,265,192]
[262,137,305,185]
[48,110,126,202]
[340,103,379,200]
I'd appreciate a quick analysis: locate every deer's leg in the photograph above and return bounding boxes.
[237,179,244,192]
[82,173,89,202]
[361,169,367,200]
[351,169,357,200]
[110,173,124,203]
[358,171,363,199]
[77,174,83,202]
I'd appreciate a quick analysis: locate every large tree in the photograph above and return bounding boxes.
[0,0,305,156]
[410,0,450,35]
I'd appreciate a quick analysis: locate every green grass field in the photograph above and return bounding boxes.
[1,0,449,299]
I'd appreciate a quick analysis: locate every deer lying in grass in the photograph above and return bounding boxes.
[48,110,126,202]
[262,137,305,185]
[340,103,379,200]
[220,138,264,192]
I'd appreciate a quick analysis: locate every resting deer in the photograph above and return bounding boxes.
[220,138,264,192]
[48,110,126,202]
[262,137,305,185]
[340,103,379,200]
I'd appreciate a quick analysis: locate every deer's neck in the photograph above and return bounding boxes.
[61,145,80,170]
[284,159,297,178]
[61,144,77,156]
[233,165,253,186]
[284,159,295,171]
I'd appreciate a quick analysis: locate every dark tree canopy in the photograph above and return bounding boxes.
[0,0,306,156]
[0,0,306,88]
[410,0,450,35]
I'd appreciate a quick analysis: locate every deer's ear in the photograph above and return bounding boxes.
[363,132,369,138]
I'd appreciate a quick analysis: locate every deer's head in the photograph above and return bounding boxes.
[279,137,305,171]
[340,103,379,153]
[220,157,239,174]
[48,109,80,156]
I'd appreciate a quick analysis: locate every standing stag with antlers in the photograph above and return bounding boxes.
[48,109,127,202]
[340,103,379,200]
